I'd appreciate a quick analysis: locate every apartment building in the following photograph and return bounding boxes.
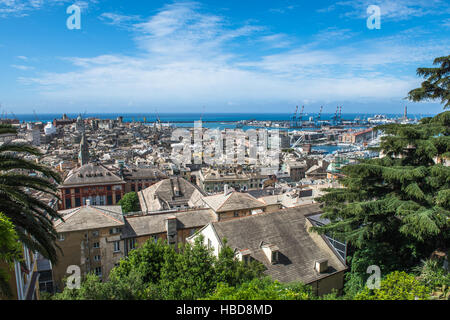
[52,203,125,291]
[199,187,267,221]
[138,177,205,212]
[198,167,266,193]
[58,162,126,209]
[0,242,40,300]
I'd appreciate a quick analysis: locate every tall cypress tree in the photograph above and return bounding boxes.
[313,56,450,293]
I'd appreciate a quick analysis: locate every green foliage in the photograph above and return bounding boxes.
[341,242,416,298]
[158,236,217,299]
[110,238,172,284]
[214,239,265,288]
[407,55,450,109]
[0,124,62,264]
[354,271,431,300]
[204,277,315,300]
[117,192,141,213]
[314,111,450,291]
[414,258,450,299]
[0,212,22,297]
[53,236,265,300]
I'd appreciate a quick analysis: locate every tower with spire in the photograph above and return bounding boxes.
[78,133,89,166]
[76,114,85,133]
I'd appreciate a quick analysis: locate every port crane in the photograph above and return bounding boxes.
[313,106,323,127]
[331,106,342,126]
[298,105,304,127]
[291,105,298,128]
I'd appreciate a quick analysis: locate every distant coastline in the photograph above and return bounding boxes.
[7,112,435,124]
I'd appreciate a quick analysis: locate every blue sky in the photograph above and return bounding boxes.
[1,0,449,115]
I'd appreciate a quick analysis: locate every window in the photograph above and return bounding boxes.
[107,186,111,191]
[94,267,102,277]
[129,238,136,250]
[92,230,99,237]
[116,194,121,202]
[65,198,71,209]
[75,197,81,207]
[110,227,121,235]
[151,235,158,243]
[271,251,278,264]
[93,242,100,248]
[207,238,212,249]
[65,189,70,195]
[94,255,101,261]
[107,195,113,205]
[58,233,65,241]
[234,211,239,217]
[113,241,120,252]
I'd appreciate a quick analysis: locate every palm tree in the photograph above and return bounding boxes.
[0,124,62,264]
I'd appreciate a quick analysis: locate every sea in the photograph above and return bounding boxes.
[12,112,430,128]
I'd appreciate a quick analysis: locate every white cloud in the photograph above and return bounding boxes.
[319,0,450,21]
[0,0,94,17]
[99,12,140,27]
[11,64,33,70]
[18,2,449,110]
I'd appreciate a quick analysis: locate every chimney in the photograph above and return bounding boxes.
[224,184,229,196]
[165,216,177,245]
[237,249,251,263]
[260,242,279,265]
[315,259,328,273]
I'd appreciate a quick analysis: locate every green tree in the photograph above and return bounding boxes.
[0,124,62,263]
[204,277,315,300]
[313,57,450,294]
[414,258,450,300]
[214,239,265,287]
[0,212,22,297]
[354,271,431,300]
[314,113,450,293]
[158,236,217,300]
[53,236,266,300]
[110,238,174,284]
[408,55,450,109]
[117,192,141,213]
